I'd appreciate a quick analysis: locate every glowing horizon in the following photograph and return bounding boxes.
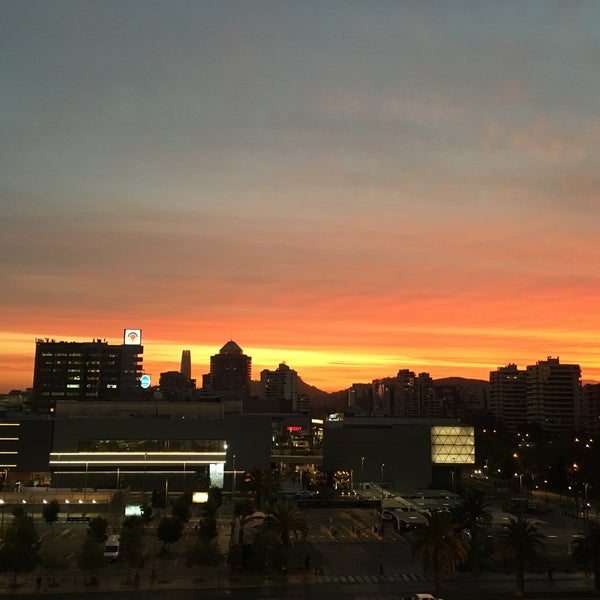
[2,324,600,394]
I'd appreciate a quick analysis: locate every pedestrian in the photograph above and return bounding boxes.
[548,567,554,583]
[134,571,140,586]
[35,576,42,592]
[150,568,156,585]
[379,563,385,579]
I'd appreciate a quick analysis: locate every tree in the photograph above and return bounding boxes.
[243,468,277,509]
[199,511,218,540]
[172,494,191,523]
[572,523,600,594]
[39,549,68,586]
[411,510,470,596]
[87,516,109,543]
[0,507,40,587]
[120,516,145,576]
[157,515,183,553]
[207,486,223,512]
[263,497,307,547]
[453,490,492,572]
[77,536,105,583]
[152,488,166,509]
[496,515,545,598]
[186,536,224,567]
[194,467,211,492]
[42,499,61,531]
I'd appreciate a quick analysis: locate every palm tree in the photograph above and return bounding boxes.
[572,523,600,594]
[243,468,277,509]
[411,510,470,596]
[496,515,545,598]
[453,490,492,571]
[263,497,307,547]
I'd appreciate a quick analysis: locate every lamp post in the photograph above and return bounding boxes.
[380,463,385,504]
[361,456,365,488]
[232,454,236,502]
[84,462,88,502]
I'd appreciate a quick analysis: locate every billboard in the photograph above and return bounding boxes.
[124,329,142,345]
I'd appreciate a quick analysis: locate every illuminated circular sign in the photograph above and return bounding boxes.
[140,375,151,389]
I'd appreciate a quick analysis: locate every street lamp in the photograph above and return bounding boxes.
[361,456,365,488]
[232,454,236,502]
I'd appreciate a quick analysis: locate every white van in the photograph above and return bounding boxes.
[103,535,120,562]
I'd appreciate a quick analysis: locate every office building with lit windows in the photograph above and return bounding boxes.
[32,335,144,410]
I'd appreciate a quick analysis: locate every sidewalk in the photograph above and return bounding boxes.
[3,567,598,597]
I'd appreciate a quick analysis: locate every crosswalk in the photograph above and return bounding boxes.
[286,572,433,584]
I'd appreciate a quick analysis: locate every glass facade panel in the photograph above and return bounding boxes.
[431,425,475,465]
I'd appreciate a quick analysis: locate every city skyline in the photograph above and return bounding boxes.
[3,334,599,395]
[2,2,600,392]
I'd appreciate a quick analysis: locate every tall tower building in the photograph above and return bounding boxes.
[32,336,144,410]
[206,340,251,400]
[180,350,191,380]
[489,364,527,433]
[526,357,581,433]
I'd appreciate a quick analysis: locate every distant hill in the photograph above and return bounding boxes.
[250,378,332,404]
[433,377,489,387]
[249,377,343,415]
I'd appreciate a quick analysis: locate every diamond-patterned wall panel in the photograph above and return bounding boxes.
[431,425,475,465]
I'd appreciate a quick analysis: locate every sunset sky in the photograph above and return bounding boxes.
[2,1,600,393]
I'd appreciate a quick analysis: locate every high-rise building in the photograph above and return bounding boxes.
[582,383,600,436]
[180,350,191,380]
[489,364,528,433]
[526,357,581,433]
[348,383,373,413]
[205,340,251,400]
[372,370,436,417]
[159,370,196,401]
[260,363,300,412]
[32,336,144,410]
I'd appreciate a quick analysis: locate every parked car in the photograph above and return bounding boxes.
[295,490,316,499]
[103,535,120,562]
